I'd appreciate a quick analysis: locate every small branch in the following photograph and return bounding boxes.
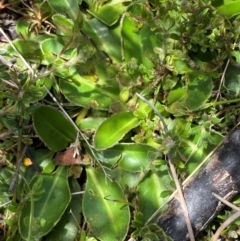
[136,93,168,133]
[207,97,240,107]
[71,191,85,195]
[212,192,240,211]
[136,93,195,241]
[0,200,12,208]
[215,59,229,101]
[9,145,28,192]
[211,192,240,241]
[211,211,240,241]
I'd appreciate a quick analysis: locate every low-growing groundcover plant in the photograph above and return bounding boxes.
[1,0,240,240]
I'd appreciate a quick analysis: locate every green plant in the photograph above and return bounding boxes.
[1,0,240,240]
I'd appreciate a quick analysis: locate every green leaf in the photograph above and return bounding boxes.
[0,167,15,188]
[133,98,153,119]
[94,112,140,150]
[217,0,240,18]
[59,77,119,109]
[45,177,82,241]
[19,166,71,240]
[137,166,171,221]
[16,19,32,38]
[186,75,213,111]
[121,4,155,69]
[40,38,64,64]
[33,106,77,151]
[82,18,122,62]
[7,39,42,63]
[51,13,83,47]
[167,88,187,115]
[117,170,142,189]
[86,0,127,26]
[83,168,130,241]
[173,58,191,74]
[52,14,75,36]
[76,117,106,133]
[224,64,240,97]
[118,144,157,172]
[183,131,223,173]
[167,88,186,105]
[47,0,80,21]
[100,144,158,172]
[25,149,55,175]
[22,77,54,104]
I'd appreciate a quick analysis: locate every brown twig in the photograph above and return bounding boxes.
[8,145,28,192]
[211,192,240,241]
[211,210,240,241]
[214,59,229,101]
[212,192,240,211]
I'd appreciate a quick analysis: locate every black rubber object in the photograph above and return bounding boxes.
[157,126,240,241]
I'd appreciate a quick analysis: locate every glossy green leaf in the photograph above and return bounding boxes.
[22,77,54,104]
[133,99,153,119]
[167,88,186,105]
[7,39,42,63]
[45,177,81,241]
[217,0,240,18]
[51,13,83,47]
[16,19,32,38]
[83,168,130,241]
[52,14,75,36]
[118,144,158,172]
[76,117,106,133]
[47,0,80,21]
[25,149,55,175]
[186,75,213,111]
[224,64,240,97]
[94,148,122,167]
[33,106,77,151]
[183,132,223,173]
[86,0,127,26]
[137,166,171,221]
[173,58,191,74]
[117,170,142,190]
[82,18,122,62]
[167,88,187,115]
[100,144,158,172]
[0,65,9,79]
[59,78,119,109]
[94,112,140,150]
[0,167,15,189]
[121,4,155,69]
[19,166,71,240]
[40,38,64,64]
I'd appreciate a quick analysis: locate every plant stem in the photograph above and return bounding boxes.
[207,98,240,107]
[9,145,27,193]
